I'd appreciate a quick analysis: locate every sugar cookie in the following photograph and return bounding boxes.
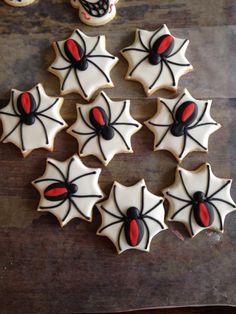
[4,0,36,7]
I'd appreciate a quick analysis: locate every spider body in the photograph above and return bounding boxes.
[44,182,78,202]
[124,207,144,247]
[171,101,198,137]
[149,34,174,65]
[89,106,114,140]
[192,191,214,228]
[17,92,37,125]
[64,39,88,71]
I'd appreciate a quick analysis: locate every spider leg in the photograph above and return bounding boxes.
[155,126,171,148]
[87,59,110,83]
[148,122,171,127]
[113,122,139,127]
[188,102,208,128]
[1,120,21,143]
[143,199,163,216]
[167,39,189,58]
[88,55,116,60]
[207,180,231,199]
[179,132,187,159]
[48,160,67,182]
[19,122,25,151]
[100,205,123,220]
[55,42,70,63]
[66,157,75,182]
[138,30,149,51]
[61,66,73,91]
[35,116,49,145]
[178,170,193,200]
[76,30,88,55]
[98,134,107,161]
[51,65,71,71]
[72,194,102,199]
[163,59,175,86]
[209,198,236,208]
[72,130,95,136]
[142,215,165,229]
[148,24,165,50]
[78,107,96,131]
[186,131,207,150]
[166,191,191,203]
[205,164,210,197]
[129,55,149,77]
[101,92,112,123]
[37,98,60,114]
[110,101,126,125]
[79,133,98,154]
[122,48,148,53]
[171,202,192,219]
[70,171,97,184]
[189,122,218,129]
[206,200,223,231]
[160,100,175,120]
[35,85,41,111]
[11,90,19,116]
[117,224,125,252]
[37,113,64,126]
[140,186,145,215]
[0,112,19,117]
[110,125,130,150]
[40,198,67,209]
[172,93,186,114]
[69,197,90,220]
[189,207,194,236]
[149,60,163,90]
[62,200,72,222]
[34,178,62,184]
[166,60,190,67]
[74,68,88,98]
[99,219,124,233]
[142,219,150,250]
[113,185,126,217]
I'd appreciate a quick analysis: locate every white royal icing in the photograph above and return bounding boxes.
[32,154,104,227]
[121,24,193,95]
[48,29,118,100]
[97,179,167,254]
[70,0,119,26]
[4,0,36,6]
[0,83,66,157]
[163,164,236,237]
[67,91,142,165]
[145,89,221,161]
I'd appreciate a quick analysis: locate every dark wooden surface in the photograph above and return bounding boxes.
[0,0,236,313]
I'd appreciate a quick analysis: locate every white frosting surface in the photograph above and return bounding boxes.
[97,179,167,254]
[4,0,36,6]
[145,89,221,161]
[0,83,66,157]
[67,92,142,165]
[163,164,236,237]
[70,0,119,26]
[121,24,193,95]
[33,155,104,227]
[49,29,118,100]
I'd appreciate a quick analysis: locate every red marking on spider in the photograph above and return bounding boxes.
[157,35,173,55]
[92,108,105,126]
[199,202,210,227]
[130,219,139,246]
[45,187,68,197]
[181,102,195,122]
[66,39,81,62]
[21,93,31,114]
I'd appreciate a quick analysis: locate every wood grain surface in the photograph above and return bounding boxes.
[0,0,236,313]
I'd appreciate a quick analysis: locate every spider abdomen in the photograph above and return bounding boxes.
[125,207,144,247]
[89,106,114,140]
[149,34,174,65]
[64,39,88,71]
[171,101,198,136]
[17,92,36,125]
[193,201,214,228]
[44,182,78,202]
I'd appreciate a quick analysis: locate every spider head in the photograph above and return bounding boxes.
[193,191,206,202]
[44,182,78,202]
[17,92,36,125]
[125,207,144,247]
[149,34,174,65]
[67,183,78,195]
[89,106,114,140]
[171,101,198,137]
[126,206,140,219]
[64,39,88,71]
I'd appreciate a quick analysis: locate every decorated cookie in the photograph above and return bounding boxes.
[70,0,119,26]
[97,179,167,253]
[67,92,142,165]
[4,0,36,6]
[32,155,104,227]
[121,24,193,95]
[145,89,221,161]
[163,164,236,237]
[0,83,66,157]
[48,29,118,100]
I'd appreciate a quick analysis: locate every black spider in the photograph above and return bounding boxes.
[71,92,140,162]
[98,184,165,251]
[50,30,116,98]
[122,25,191,90]
[166,165,236,236]
[34,157,103,223]
[148,93,219,159]
[0,86,63,151]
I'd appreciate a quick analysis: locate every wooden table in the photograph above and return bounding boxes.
[0,0,236,313]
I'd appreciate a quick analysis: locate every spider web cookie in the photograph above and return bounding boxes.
[70,0,119,26]
[4,0,36,6]
[0,83,66,157]
[32,155,104,227]
[48,29,118,100]
[97,179,167,254]
[121,24,193,95]
[67,92,142,165]
[145,89,221,161]
[163,164,236,237]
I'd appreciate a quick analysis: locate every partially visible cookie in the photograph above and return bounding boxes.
[145,89,221,161]
[32,155,104,227]
[121,24,193,96]
[163,164,236,237]
[48,29,118,100]
[0,83,66,157]
[67,91,142,165]
[4,0,36,7]
[70,0,119,26]
[97,179,167,254]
